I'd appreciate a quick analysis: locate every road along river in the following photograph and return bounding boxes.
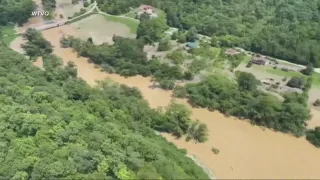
[10,26,320,179]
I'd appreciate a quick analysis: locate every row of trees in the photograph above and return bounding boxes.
[97,0,320,67]
[60,35,194,88]
[0,33,210,178]
[42,0,56,12]
[21,28,53,59]
[136,13,168,44]
[307,127,320,147]
[173,72,311,137]
[0,0,35,25]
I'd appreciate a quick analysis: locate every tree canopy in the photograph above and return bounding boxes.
[97,0,320,67]
[184,73,310,136]
[61,36,190,84]
[0,0,35,25]
[307,127,320,147]
[21,28,53,59]
[0,41,209,179]
[136,16,168,44]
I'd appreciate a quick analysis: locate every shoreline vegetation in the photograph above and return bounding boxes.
[0,30,210,179]
[2,0,320,178]
[60,35,312,138]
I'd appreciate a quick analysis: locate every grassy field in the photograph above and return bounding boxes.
[0,25,18,45]
[124,11,136,19]
[311,73,320,88]
[68,12,96,24]
[265,68,305,78]
[103,14,139,34]
[241,55,251,64]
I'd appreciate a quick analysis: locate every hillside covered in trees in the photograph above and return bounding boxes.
[0,34,209,178]
[97,0,320,67]
[0,0,35,25]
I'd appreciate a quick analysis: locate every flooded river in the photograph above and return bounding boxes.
[10,26,320,179]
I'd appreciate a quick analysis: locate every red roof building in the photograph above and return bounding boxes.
[140,5,153,11]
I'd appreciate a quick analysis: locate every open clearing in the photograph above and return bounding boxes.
[55,0,84,19]
[69,14,136,44]
[1,25,18,45]
[102,14,139,34]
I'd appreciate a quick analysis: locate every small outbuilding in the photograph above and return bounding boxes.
[251,55,269,66]
[225,48,240,56]
[186,42,198,49]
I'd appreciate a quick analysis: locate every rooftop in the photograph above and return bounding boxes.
[186,42,198,49]
[225,48,240,55]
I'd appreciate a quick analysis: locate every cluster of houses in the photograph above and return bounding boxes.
[137,5,158,18]
[249,54,302,72]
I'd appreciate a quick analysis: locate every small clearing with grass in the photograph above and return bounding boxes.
[56,0,85,19]
[102,14,139,34]
[69,14,136,45]
[1,25,18,45]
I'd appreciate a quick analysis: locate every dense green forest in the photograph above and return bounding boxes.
[173,72,311,136]
[0,0,35,25]
[0,36,209,178]
[97,0,320,67]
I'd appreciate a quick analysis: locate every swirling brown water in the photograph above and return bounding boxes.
[10,26,320,179]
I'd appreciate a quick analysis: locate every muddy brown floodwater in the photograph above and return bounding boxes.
[10,26,320,179]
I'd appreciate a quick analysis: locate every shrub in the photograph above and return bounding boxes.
[211,147,220,154]
[177,34,186,43]
[313,99,320,107]
[246,61,252,68]
[173,85,188,98]
[101,63,115,73]
[301,63,314,76]
[287,77,305,89]
[159,79,175,90]
[171,32,178,40]
[166,50,185,65]
[306,127,320,147]
[186,121,208,143]
[158,38,171,51]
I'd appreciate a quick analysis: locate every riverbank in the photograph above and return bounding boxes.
[9,24,320,178]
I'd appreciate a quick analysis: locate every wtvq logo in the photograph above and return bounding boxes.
[31,11,50,16]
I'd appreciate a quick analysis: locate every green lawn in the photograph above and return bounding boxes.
[311,73,320,88]
[0,25,17,45]
[241,55,251,64]
[68,12,96,24]
[265,68,306,78]
[124,11,137,19]
[103,14,139,34]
